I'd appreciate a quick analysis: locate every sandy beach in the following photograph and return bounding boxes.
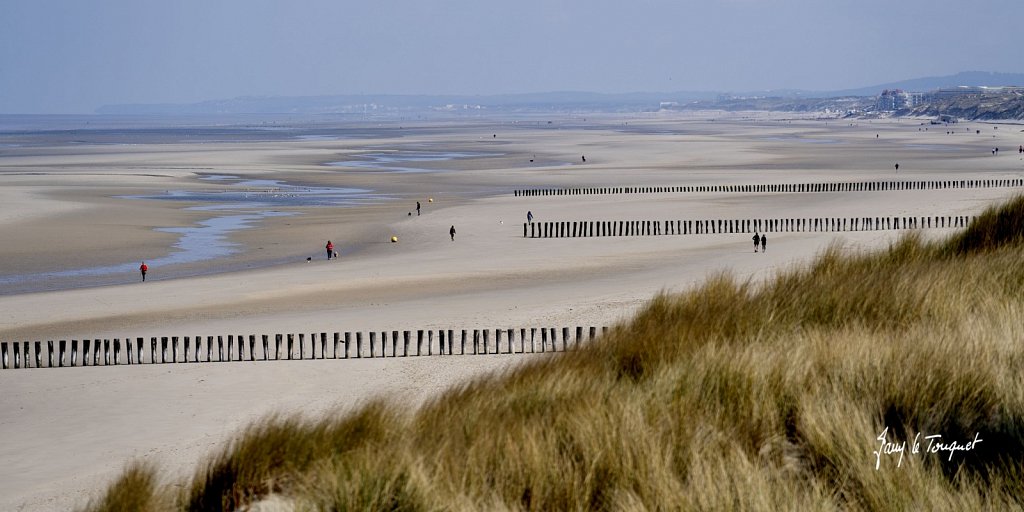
[2,112,1023,510]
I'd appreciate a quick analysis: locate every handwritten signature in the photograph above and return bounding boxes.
[873,426,983,470]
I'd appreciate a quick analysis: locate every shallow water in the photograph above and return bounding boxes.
[134,175,388,207]
[326,149,498,173]
[0,210,293,292]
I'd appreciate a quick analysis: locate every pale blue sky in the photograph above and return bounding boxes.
[1,0,1021,114]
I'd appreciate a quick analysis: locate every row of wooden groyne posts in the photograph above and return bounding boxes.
[513,178,1024,197]
[524,215,976,238]
[0,326,608,370]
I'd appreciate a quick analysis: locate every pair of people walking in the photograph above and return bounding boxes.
[752,233,767,253]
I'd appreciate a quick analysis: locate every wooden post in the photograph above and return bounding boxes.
[149,337,156,364]
[460,330,467,355]
[218,335,225,362]
[541,328,548,352]
[331,332,339,359]
[297,333,304,360]
[286,334,293,360]
[427,330,433,356]
[575,326,583,350]
[369,332,377,358]
[495,329,503,354]
[439,330,446,355]
[58,340,66,367]
[262,335,269,361]
[319,332,326,360]
[160,337,168,363]
[562,328,570,352]
[393,330,400,357]
[518,328,526,353]
[356,332,364,358]
[382,331,389,358]
[529,328,536,353]
[470,329,478,355]
[250,335,257,362]
[506,329,514,354]
[403,331,411,357]
[237,334,244,361]
[483,329,489,354]
[47,340,54,367]
[344,332,352,359]
[82,339,91,367]
[1,342,7,369]
[417,330,424,356]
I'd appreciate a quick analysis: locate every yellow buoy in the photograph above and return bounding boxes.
[428,197,434,203]
[391,236,398,243]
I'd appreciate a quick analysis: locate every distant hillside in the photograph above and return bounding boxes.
[95,91,720,115]
[825,71,1024,97]
[905,89,1024,120]
[95,71,1024,119]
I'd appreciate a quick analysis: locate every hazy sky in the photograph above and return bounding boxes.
[1,0,1021,114]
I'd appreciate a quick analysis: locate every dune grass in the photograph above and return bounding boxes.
[83,196,1024,511]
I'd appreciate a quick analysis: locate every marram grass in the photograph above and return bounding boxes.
[83,196,1024,511]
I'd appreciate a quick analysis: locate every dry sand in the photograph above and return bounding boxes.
[1,112,1023,510]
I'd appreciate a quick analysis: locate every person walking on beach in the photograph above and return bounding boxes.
[761,233,767,253]
[449,225,456,241]
[527,210,534,224]
[325,240,334,260]
[752,232,760,253]
[416,201,421,216]
[139,262,148,282]
[895,163,899,172]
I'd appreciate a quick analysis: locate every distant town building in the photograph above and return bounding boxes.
[875,89,918,111]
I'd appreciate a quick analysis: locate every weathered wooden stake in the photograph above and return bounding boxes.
[356,332,363,358]
[369,332,377,357]
[298,333,305,360]
[344,332,352,359]
[417,330,424,356]
[403,331,411,357]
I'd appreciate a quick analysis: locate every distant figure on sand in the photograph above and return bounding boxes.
[325,240,334,260]
[581,155,586,163]
[450,225,456,241]
[895,163,899,172]
[761,234,767,253]
[416,201,421,216]
[139,262,148,282]
[527,211,534,224]
[753,232,760,253]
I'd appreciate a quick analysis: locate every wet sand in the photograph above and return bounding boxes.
[2,112,1023,510]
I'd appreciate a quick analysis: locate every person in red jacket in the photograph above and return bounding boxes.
[325,240,334,260]
[139,262,148,282]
